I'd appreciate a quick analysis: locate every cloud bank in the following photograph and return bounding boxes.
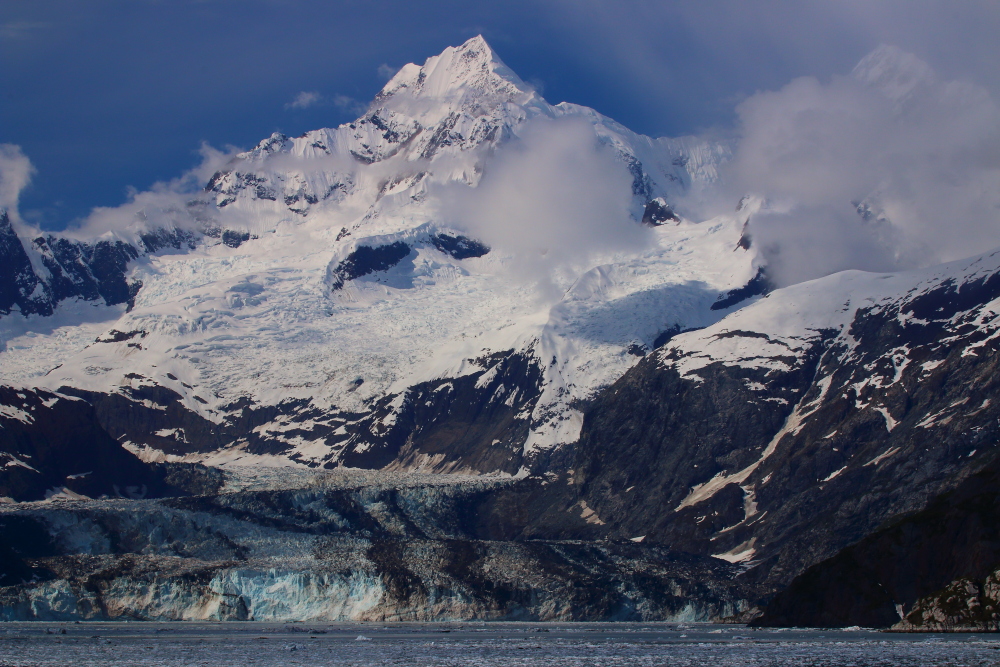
[332,94,366,117]
[70,143,239,238]
[729,45,1000,286]
[0,144,35,224]
[440,116,646,291]
[0,20,49,41]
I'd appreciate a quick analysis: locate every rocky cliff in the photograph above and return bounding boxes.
[753,454,1000,628]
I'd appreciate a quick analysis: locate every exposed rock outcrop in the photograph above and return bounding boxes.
[893,573,1000,632]
[0,386,200,502]
[753,455,1000,628]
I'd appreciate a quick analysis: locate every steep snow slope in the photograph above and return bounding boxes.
[0,36,756,472]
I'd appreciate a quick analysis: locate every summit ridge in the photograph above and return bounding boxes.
[376,34,534,106]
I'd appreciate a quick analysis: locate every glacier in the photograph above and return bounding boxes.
[0,35,758,472]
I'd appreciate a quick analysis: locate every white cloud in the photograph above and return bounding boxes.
[0,21,48,41]
[0,144,35,223]
[725,45,1000,286]
[438,116,648,294]
[333,94,366,116]
[377,63,399,81]
[284,91,365,117]
[70,142,241,238]
[285,91,322,110]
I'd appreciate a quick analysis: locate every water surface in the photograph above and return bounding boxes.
[1,622,997,666]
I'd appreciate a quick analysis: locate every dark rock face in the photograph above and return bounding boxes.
[94,329,147,344]
[641,199,679,225]
[205,128,361,214]
[710,268,771,310]
[0,387,196,502]
[352,112,421,162]
[328,242,413,290]
[418,112,462,160]
[651,324,703,350]
[221,230,252,248]
[56,383,304,462]
[532,335,825,545]
[324,234,490,291]
[339,350,543,473]
[895,572,1000,632]
[0,210,199,317]
[430,233,490,259]
[202,227,257,248]
[0,211,47,316]
[623,155,652,200]
[136,227,199,254]
[754,456,1000,628]
[210,172,276,207]
[50,351,543,476]
[735,221,752,251]
[34,235,139,309]
[734,268,1000,589]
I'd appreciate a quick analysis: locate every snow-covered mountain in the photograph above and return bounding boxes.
[4,37,1000,626]
[0,35,753,474]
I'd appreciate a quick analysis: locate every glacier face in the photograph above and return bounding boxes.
[0,35,757,472]
[0,470,753,622]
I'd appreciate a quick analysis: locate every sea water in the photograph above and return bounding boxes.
[1,622,997,666]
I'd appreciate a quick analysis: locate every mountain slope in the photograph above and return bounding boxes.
[0,36,753,474]
[530,248,1000,602]
[753,455,1000,628]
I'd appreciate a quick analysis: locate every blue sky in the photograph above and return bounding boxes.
[3,0,999,230]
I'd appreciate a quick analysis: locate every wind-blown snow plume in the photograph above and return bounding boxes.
[441,116,647,292]
[729,45,1000,286]
[0,144,34,223]
[286,91,322,110]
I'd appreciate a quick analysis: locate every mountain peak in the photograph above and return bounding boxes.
[853,44,935,103]
[455,34,494,59]
[374,35,534,108]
